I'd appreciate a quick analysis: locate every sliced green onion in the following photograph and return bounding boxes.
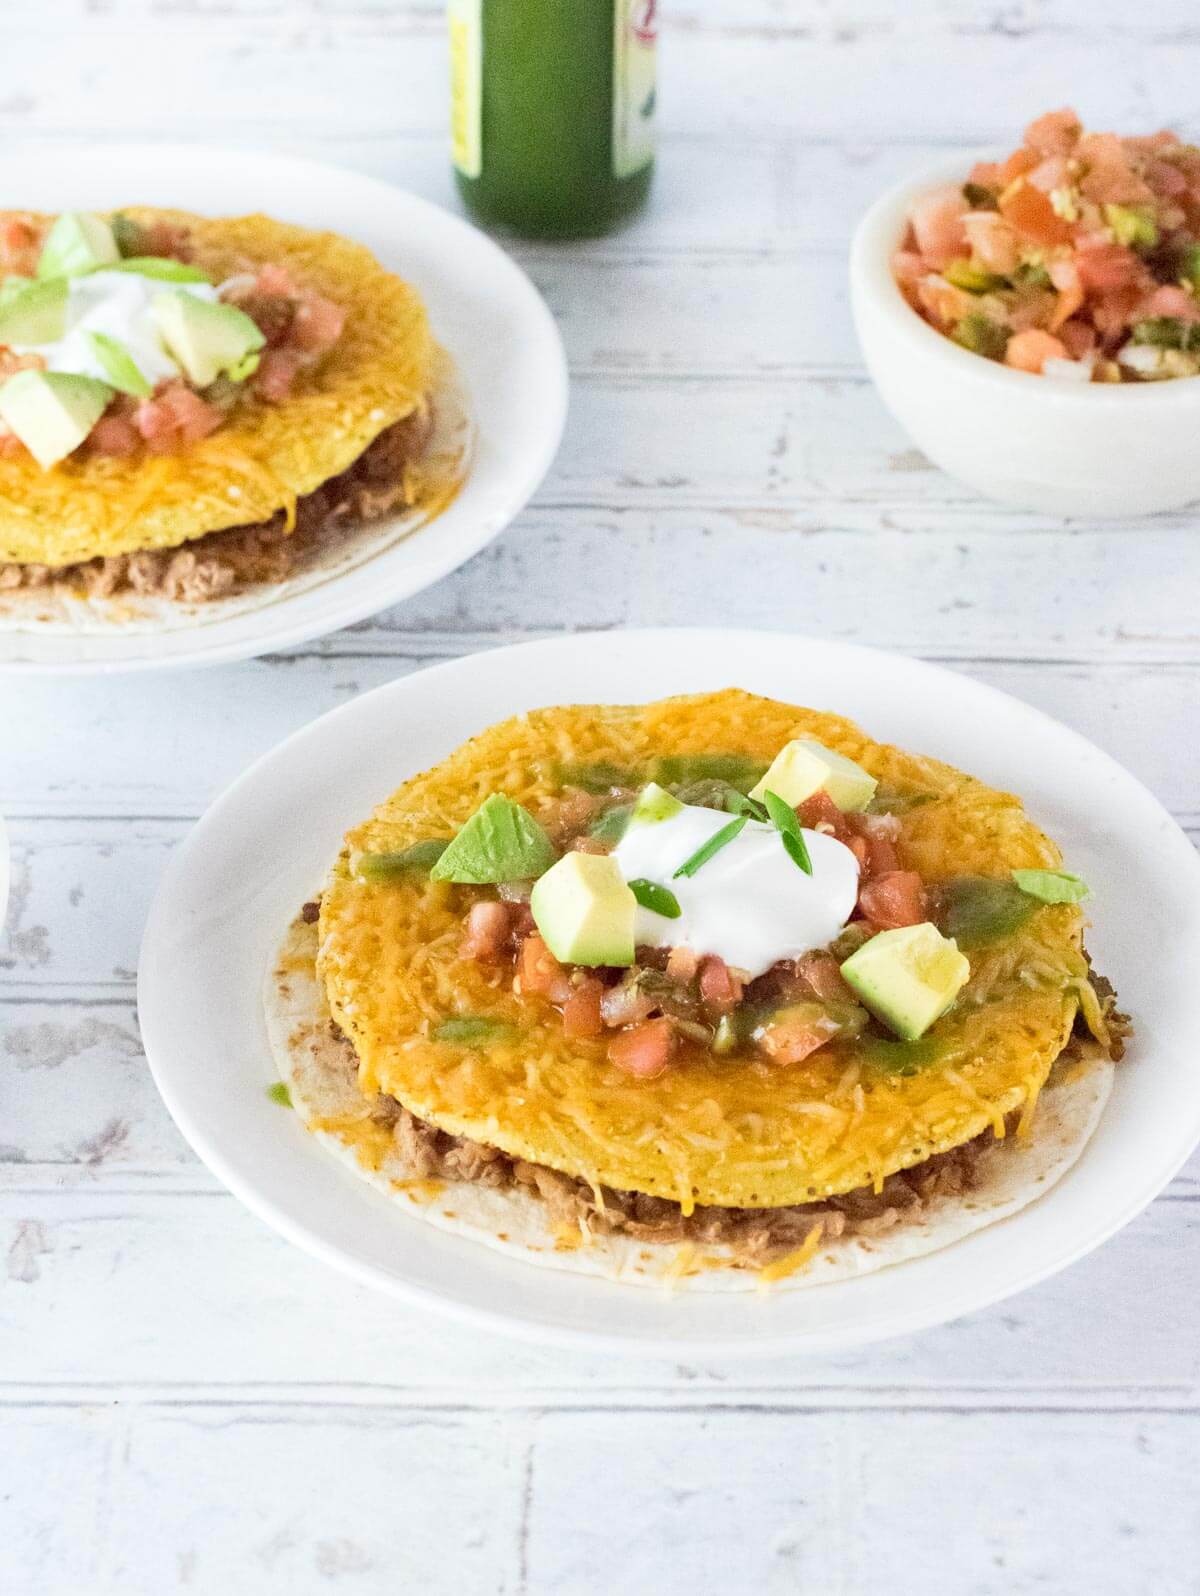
[762,789,813,875]
[628,877,682,919]
[723,789,770,821]
[673,815,748,879]
[433,1016,517,1045]
[265,1081,292,1107]
[1012,867,1090,904]
[87,330,152,397]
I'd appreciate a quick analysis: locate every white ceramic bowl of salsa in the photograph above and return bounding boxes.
[851,153,1200,518]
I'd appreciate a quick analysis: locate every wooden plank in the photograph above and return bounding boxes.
[1,1187,1198,1393]
[523,1408,1200,1594]
[4,22,1200,143]
[0,1405,522,1596]
[3,659,1197,819]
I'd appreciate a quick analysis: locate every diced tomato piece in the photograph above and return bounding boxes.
[562,978,604,1040]
[891,248,928,285]
[516,934,573,1004]
[1004,328,1068,373]
[290,294,346,354]
[88,415,141,457]
[916,273,977,329]
[698,955,743,1014]
[756,1011,839,1066]
[140,221,193,261]
[256,264,296,297]
[665,945,699,984]
[1057,319,1096,360]
[1047,258,1085,331]
[908,185,970,269]
[858,871,926,930]
[998,181,1073,248]
[796,790,853,843]
[1024,108,1082,158]
[0,217,39,276]
[962,211,1020,276]
[255,349,304,403]
[997,148,1040,187]
[1141,285,1200,322]
[1074,239,1143,293]
[608,1018,676,1080]
[462,900,513,963]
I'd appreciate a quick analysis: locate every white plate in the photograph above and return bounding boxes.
[0,144,567,673]
[139,630,1200,1355]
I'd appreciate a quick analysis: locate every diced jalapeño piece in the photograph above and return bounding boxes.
[952,313,1009,360]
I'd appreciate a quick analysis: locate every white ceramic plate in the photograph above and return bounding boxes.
[0,144,567,673]
[139,630,1200,1355]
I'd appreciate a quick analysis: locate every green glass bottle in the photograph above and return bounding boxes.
[449,0,657,239]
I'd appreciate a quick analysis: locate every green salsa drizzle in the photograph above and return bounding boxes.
[433,1016,517,1045]
[355,839,450,880]
[938,875,1038,948]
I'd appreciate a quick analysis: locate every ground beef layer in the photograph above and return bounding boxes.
[318,968,1124,1268]
[0,405,433,605]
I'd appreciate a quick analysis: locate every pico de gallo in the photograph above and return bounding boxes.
[894,110,1200,382]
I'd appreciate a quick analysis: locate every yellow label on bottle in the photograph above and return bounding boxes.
[613,0,657,179]
[449,0,482,179]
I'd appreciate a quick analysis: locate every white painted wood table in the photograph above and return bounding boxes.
[4,3,1200,1591]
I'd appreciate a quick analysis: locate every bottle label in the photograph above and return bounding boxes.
[449,0,482,179]
[613,0,657,179]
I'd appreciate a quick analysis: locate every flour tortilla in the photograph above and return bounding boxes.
[265,913,1114,1293]
[0,354,471,637]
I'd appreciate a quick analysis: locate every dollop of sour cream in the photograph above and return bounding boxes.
[611,801,860,978]
[13,271,218,389]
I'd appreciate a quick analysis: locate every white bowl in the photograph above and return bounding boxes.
[850,153,1200,517]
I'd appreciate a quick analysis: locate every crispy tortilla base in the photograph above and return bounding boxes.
[268,913,1114,1291]
[317,690,1096,1210]
[0,208,435,568]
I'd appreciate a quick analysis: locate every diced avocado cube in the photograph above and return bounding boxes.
[627,781,684,828]
[530,852,636,967]
[749,737,877,813]
[0,370,113,469]
[430,794,557,884]
[37,212,120,279]
[150,291,266,387]
[840,922,970,1042]
[0,278,68,345]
